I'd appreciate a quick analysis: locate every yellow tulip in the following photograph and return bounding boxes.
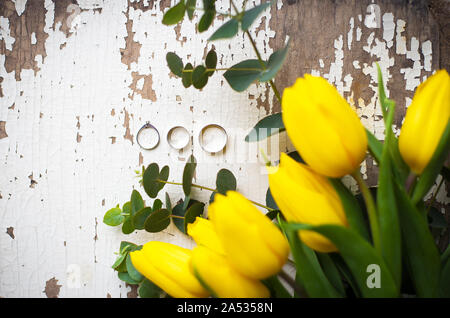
[187,217,226,255]
[190,246,270,298]
[208,191,290,280]
[130,241,209,298]
[399,70,450,175]
[282,74,368,178]
[268,153,348,253]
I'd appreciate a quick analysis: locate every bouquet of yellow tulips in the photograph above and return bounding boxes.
[104,66,449,298]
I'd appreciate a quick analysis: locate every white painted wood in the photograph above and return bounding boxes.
[0,0,446,297]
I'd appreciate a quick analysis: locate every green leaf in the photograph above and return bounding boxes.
[182,63,193,88]
[265,188,279,210]
[265,210,279,221]
[131,190,144,217]
[205,49,217,77]
[376,63,388,119]
[118,272,140,285]
[139,279,162,298]
[183,155,197,196]
[166,52,184,77]
[440,258,450,297]
[259,39,290,82]
[186,0,196,20]
[241,1,272,31]
[122,216,135,234]
[184,202,205,233]
[394,182,441,297]
[122,201,131,215]
[133,207,152,230]
[143,163,169,199]
[120,241,138,254]
[112,253,127,271]
[192,65,209,89]
[223,59,264,92]
[209,18,239,41]
[198,10,215,32]
[144,209,171,233]
[245,112,284,142]
[376,102,402,289]
[103,208,124,226]
[143,163,160,198]
[412,121,450,204]
[162,1,186,26]
[280,222,342,297]
[328,179,370,242]
[317,253,346,296]
[365,129,382,164]
[165,193,172,212]
[264,276,292,298]
[126,254,144,283]
[152,199,163,212]
[172,202,185,233]
[282,222,399,297]
[215,169,237,194]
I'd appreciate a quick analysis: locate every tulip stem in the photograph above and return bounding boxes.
[278,270,307,298]
[352,170,381,253]
[156,179,275,211]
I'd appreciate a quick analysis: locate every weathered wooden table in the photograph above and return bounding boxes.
[0,0,448,297]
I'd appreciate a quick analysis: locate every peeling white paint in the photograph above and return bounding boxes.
[0,17,15,50]
[12,0,27,17]
[382,13,394,48]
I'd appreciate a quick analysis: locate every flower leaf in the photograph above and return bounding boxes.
[162,1,186,25]
[209,18,239,41]
[224,59,264,92]
[166,52,184,77]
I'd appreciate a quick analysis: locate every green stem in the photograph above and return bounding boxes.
[405,172,417,195]
[231,0,282,103]
[170,215,185,219]
[182,67,263,73]
[352,170,381,253]
[156,179,274,211]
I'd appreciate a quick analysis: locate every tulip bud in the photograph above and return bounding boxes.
[268,153,348,253]
[282,74,368,178]
[208,191,290,280]
[187,217,226,255]
[399,70,450,175]
[130,241,209,298]
[190,246,270,298]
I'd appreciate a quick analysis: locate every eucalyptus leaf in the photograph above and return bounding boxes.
[192,65,209,89]
[209,18,239,41]
[162,0,186,26]
[166,52,184,77]
[245,112,284,142]
[205,50,217,77]
[172,202,186,233]
[216,169,237,194]
[184,202,205,233]
[122,217,135,235]
[153,199,163,212]
[133,207,153,230]
[143,163,160,198]
[182,63,193,88]
[131,190,144,217]
[126,254,144,283]
[186,0,196,20]
[224,59,264,92]
[183,155,197,196]
[265,188,279,210]
[103,208,124,226]
[158,166,170,191]
[241,1,273,31]
[139,279,162,298]
[165,192,172,212]
[198,10,215,32]
[118,272,140,285]
[112,253,127,271]
[144,209,171,233]
[259,39,290,82]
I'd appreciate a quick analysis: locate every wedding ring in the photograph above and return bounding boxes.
[198,124,228,153]
[136,122,160,150]
[167,126,190,150]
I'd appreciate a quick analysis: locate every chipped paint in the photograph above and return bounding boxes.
[0,0,446,298]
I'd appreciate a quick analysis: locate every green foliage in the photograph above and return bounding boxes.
[209,18,239,41]
[241,1,273,31]
[182,63,193,88]
[145,209,171,233]
[166,52,184,77]
[215,169,237,194]
[103,208,124,226]
[162,1,186,25]
[245,112,284,142]
[183,155,197,196]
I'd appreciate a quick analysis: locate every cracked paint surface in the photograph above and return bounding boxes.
[0,0,448,297]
